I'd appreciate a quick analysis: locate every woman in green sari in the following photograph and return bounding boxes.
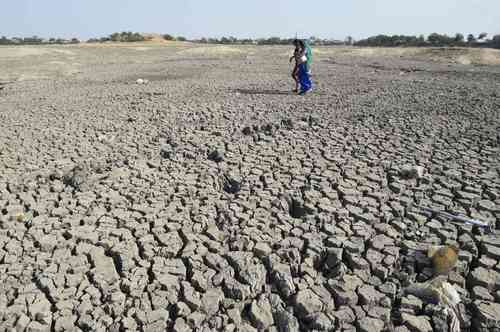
[294,39,313,95]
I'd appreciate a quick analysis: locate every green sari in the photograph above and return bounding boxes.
[304,40,313,72]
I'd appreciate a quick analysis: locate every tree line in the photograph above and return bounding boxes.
[188,33,500,49]
[2,32,499,49]
[88,31,145,43]
[355,33,500,49]
[190,36,345,46]
[0,35,80,45]
[0,31,147,45]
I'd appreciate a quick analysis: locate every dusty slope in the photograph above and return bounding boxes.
[0,44,499,331]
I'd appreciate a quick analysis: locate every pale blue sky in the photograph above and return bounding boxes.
[1,0,499,40]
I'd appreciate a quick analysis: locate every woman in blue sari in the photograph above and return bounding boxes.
[294,39,313,95]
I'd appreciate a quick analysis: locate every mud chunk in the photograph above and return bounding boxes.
[294,289,323,319]
[357,317,385,332]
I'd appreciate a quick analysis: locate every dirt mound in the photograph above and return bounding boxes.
[315,46,500,65]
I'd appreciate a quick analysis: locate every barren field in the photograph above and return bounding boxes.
[0,44,499,331]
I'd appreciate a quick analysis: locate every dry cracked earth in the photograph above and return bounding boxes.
[0,44,499,332]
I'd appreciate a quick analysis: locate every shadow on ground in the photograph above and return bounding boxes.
[233,88,294,96]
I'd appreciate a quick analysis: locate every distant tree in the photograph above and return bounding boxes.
[0,36,12,45]
[478,32,488,40]
[176,36,187,42]
[108,31,144,42]
[309,36,319,45]
[491,35,500,49]
[110,32,121,42]
[417,35,426,46]
[427,33,440,46]
[467,34,476,43]
[71,38,80,44]
[163,34,175,41]
[345,36,353,45]
[453,33,465,46]
[427,33,454,46]
[266,37,282,45]
[455,33,465,42]
[131,33,145,42]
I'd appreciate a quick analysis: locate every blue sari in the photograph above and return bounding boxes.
[299,40,313,93]
[298,62,312,93]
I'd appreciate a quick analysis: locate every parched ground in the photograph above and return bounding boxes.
[0,44,499,332]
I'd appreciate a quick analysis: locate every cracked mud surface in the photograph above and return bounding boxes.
[0,44,499,331]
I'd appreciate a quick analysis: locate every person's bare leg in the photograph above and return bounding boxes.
[292,67,299,92]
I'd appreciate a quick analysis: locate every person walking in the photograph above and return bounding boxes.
[294,39,313,95]
[289,40,301,92]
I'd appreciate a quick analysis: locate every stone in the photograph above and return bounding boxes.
[471,286,495,302]
[401,314,433,332]
[366,306,391,322]
[482,243,500,261]
[147,308,169,323]
[345,253,370,270]
[182,282,202,311]
[378,282,397,299]
[28,296,52,325]
[88,246,119,287]
[394,327,411,332]
[226,251,266,294]
[469,267,498,291]
[15,314,31,331]
[309,312,336,331]
[431,307,449,332]
[399,165,425,179]
[186,311,205,328]
[274,309,300,332]
[323,247,343,270]
[253,242,272,258]
[223,276,251,300]
[173,317,191,332]
[328,285,358,307]
[333,306,356,325]
[356,317,385,332]
[248,296,274,329]
[27,321,48,332]
[272,264,296,298]
[238,323,258,332]
[208,149,224,163]
[205,225,224,242]
[144,321,167,331]
[400,295,423,313]
[156,231,184,257]
[294,289,323,319]
[472,301,500,331]
[200,288,223,316]
[191,269,216,292]
[358,285,384,306]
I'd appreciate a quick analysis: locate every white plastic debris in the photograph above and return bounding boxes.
[441,282,461,307]
[404,278,462,332]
